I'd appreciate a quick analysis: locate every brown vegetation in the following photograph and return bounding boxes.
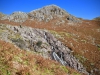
[0,40,82,75]
[0,16,100,75]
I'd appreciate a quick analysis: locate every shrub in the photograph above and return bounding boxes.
[36,41,42,47]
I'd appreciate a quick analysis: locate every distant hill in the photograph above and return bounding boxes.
[0,12,5,18]
[93,17,100,21]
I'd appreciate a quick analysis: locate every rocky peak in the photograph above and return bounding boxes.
[30,4,67,16]
[28,4,68,22]
[29,4,81,23]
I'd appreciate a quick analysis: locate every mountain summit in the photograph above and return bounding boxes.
[28,4,81,23]
[1,5,81,23]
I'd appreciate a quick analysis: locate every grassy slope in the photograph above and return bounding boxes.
[0,40,81,75]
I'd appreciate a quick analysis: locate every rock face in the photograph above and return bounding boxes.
[1,11,28,23]
[0,24,89,75]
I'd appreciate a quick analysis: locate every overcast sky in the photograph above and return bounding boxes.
[0,0,100,20]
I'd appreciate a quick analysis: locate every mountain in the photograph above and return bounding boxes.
[0,5,100,75]
[1,5,81,24]
[93,16,100,21]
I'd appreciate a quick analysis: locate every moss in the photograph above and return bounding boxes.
[98,48,100,51]
[72,72,81,75]
[65,32,72,37]
[96,44,100,51]
[13,55,23,63]
[0,29,3,33]
[60,66,69,73]
[8,33,22,40]
[0,69,11,75]
[0,28,5,36]
[23,60,29,65]
[49,30,72,39]
[0,60,11,75]
[44,68,54,75]
[49,30,62,39]
[26,72,30,75]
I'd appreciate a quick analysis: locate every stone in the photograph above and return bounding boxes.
[1,11,28,23]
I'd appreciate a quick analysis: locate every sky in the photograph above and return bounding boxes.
[0,0,100,20]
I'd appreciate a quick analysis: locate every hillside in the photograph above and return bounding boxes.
[0,5,100,75]
[0,40,82,75]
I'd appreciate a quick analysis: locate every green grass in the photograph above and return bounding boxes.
[72,72,81,75]
[0,68,11,75]
[74,54,87,63]
[13,55,23,63]
[60,66,69,73]
[49,30,72,40]
[98,48,100,51]
[0,57,11,75]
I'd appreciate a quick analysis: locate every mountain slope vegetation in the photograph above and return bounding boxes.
[0,40,82,75]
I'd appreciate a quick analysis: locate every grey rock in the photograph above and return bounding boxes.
[28,5,81,23]
[1,11,28,23]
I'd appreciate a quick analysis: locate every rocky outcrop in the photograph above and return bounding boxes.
[28,5,81,23]
[0,24,89,75]
[28,5,66,22]
[43,31,89,74]
[1,11,28,23]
